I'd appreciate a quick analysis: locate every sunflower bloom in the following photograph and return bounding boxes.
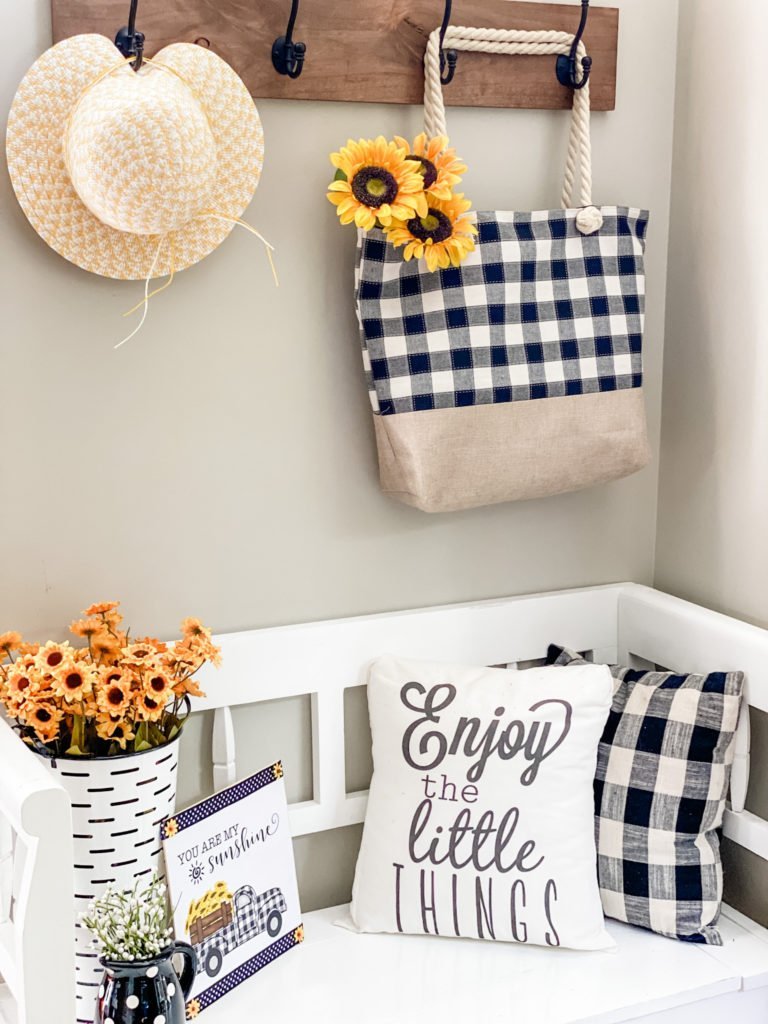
[145,670,173,704]
[91,636,121,664]
[180,617,210,639]
[6,663,39,713]
[133,635,168,654]
[122,642,156,665]
[174,676,206,699]
[294,925,305,943]
[95,713,135,748]
[385,192,478,273]
[26,700,64,744]
[327,137,428,230]
[0,631,23,656]
[394,133,467,202]
[186,999,201,1020]
[136,691,165,722]
[34,640,73,675]
[96,669,133,714]
[84,601,120,617]
[164,818,179,840]
[69,617,104,640]
[51,662,95,703]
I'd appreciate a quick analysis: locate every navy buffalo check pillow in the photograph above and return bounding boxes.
[546,645,744,944]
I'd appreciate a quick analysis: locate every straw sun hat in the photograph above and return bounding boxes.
[6,34,265,281]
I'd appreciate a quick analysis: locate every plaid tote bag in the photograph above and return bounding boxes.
[355,27,650,513]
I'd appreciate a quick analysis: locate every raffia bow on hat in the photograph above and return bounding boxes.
[6,34,270,344]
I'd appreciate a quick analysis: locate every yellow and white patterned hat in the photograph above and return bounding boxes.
[6,34,264,280]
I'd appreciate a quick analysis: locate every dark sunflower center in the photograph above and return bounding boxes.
[46,652,63,667]
[18,677,30,691]
[65,673,82,690]
[37,708,52,723]
[351,166,399,208]
[145,697,158,710]
[107,687,123,705]
[406,155,438,190]
[150,677,165,692]
[407,208,453,244]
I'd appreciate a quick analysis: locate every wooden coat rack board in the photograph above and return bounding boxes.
[51,1,619,111]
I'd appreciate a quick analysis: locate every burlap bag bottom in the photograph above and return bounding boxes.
[373,389,650,513]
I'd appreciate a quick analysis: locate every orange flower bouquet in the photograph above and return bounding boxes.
[0,601,221,757]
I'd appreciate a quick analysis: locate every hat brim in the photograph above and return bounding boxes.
[6,35,264,280]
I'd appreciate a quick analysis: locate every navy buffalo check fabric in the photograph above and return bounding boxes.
[546,645,744,945]
[355,207,649,415]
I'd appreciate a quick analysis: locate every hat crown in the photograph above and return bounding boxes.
[65,66,217,236]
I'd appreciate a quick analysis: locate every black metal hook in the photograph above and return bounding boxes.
[114,0,145,71]
[272,0,307,79]
[556,0,592,90]
[439,0,458,86]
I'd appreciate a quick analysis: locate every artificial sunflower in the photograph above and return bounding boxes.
[136,691,165,722]
[34,640,72,674]
[0,631,23,655]
[164,818,179,839]
[91,635,121,663]
[84,601,121,618]
[393,133,467,202]
[6,663,38,711]
[145,670,173,703]
[26,700,64,743]
[132,635,168,654]
[294,925,305,943]
[385,192,478,272]
[69,617,104,640]
[327,136,428,230]
[122,642,155,665]
[96,669,133,714]
[186,999,201,1020]
[180,617,210,639]
[51,662,95,703]
[174,675,206,699]
[95,713,135,748]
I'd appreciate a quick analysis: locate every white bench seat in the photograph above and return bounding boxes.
[204,904,768,1024]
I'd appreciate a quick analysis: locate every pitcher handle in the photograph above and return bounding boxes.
[171,941,198,998]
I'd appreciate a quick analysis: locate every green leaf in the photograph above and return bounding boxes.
[149,724,166,747]
[167,723,180,741]
[72,714,85,749]
[65,745,85,756]
[134,738,152,752]
[333,168,347,182]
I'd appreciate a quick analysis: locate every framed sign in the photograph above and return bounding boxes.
[162,761,303,1017]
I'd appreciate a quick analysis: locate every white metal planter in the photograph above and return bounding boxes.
[37,738,180,1024]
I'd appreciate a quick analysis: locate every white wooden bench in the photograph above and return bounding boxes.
[1,583,767,1024]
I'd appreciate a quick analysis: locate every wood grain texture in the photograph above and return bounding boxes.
[51,1,618,111]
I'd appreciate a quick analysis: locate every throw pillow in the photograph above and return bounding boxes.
[546,644,744,944]
[350,655,614,950]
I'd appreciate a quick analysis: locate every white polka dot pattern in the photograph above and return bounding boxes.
[6,34,264,279]
[125,995,139,1009]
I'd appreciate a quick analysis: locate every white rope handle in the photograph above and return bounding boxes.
[424,26,593,210]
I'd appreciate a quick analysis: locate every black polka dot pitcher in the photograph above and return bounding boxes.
[96,943,197,1024]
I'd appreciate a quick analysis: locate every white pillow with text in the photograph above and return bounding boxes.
[350,655,614,951]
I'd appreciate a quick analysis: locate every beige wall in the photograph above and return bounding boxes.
[655,0,768,925]
[1,1,679,911]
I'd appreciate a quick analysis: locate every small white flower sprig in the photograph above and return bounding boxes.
[81,874,173,962]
